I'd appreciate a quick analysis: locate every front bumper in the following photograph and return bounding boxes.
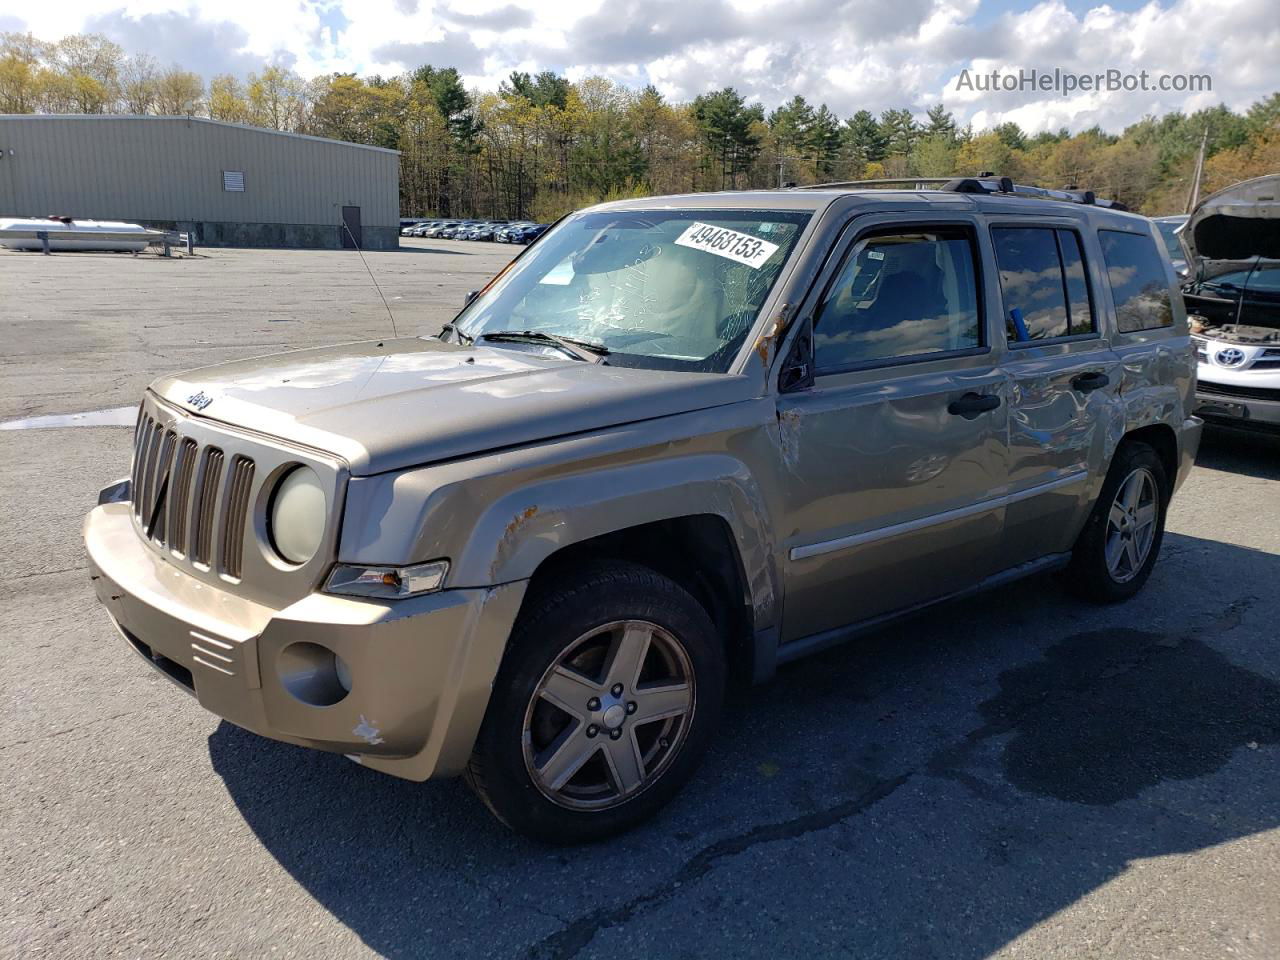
[1196,384,1280,429]
[85,499,526,781]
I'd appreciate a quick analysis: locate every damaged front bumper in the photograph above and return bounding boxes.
[85,490,526,781]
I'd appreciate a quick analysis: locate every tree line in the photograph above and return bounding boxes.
[2,31,1277,219]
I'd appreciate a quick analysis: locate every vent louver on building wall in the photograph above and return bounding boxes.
[222,170,244,192]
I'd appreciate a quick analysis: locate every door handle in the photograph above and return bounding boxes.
[947,392,1002,419]
[1071,371,1110,393]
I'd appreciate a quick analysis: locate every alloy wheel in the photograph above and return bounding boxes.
[1105,466,1158,583]
[522,620,695,811]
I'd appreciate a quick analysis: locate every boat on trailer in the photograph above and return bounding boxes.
[0,217,152,252]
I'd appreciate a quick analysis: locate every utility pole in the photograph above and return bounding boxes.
[1184,125,1209,214]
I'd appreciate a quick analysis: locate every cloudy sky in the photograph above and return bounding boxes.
[3,0,1276,132]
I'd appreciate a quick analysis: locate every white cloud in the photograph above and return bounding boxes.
[5,0,1276,131]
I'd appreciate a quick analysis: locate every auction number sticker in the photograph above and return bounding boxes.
[674,222,780,269]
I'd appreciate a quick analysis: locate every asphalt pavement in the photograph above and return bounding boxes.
[2,239,1278,959]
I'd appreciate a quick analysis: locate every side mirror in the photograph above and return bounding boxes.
[778,317,815,393]
[463,290,479,307]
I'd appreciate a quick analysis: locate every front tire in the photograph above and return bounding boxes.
[1067,441,1169,603]
[467,561,725,843]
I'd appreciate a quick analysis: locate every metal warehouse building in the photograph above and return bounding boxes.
[0,115,399,250]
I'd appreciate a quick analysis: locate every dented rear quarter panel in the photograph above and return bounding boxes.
[1099,216,1199,465]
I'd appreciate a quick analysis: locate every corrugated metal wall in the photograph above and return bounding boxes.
[0,115,398,227]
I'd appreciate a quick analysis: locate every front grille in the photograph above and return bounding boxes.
[129,416,254,576]
[1199,381,1280,403]
[192,448,224,567]
[221,456,255,579]
[167,438,199,554]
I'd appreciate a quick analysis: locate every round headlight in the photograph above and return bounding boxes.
[269,466,326,564]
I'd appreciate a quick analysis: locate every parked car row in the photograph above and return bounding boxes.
[399,218,549,244]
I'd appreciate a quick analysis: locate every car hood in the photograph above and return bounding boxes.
[151,338,751,476]
[1184,174,1280,268]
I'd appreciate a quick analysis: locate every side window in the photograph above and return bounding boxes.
[1057,230,1096,335]
[1098,229,1174,333]
[813,227,981,370]
[992,227,1095,342]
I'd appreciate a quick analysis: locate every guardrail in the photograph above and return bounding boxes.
[0,228,196,256]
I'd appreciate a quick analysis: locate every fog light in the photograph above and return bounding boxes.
[278,641,349,706]
[335,654,352,693]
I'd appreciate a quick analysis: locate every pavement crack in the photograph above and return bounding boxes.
[1193,595,1258,637]
[527,773,911,960]
[0,710,144,751]
[10,565,89,581]
[474,876,571,926]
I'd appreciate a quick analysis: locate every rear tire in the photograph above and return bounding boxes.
[467,560,725,843]
[1067,441,1169,603]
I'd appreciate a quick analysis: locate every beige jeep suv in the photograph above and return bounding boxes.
[86,179,1202,841]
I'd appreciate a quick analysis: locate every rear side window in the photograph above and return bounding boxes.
[1058,231,1095,336]
[1098,230,1174,333]
[992,227,1095,342]
[813,227,982,371]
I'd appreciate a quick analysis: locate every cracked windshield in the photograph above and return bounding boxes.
[451,209,811,371]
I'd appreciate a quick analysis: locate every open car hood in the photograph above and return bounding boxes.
[1184,174,1280,267]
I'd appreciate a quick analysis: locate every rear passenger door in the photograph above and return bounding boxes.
[775,215,1009,643]
[987,220,1122,566]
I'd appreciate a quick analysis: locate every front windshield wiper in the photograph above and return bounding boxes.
[476,330,610,364]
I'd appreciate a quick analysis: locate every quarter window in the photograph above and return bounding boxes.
[992,227,1095,342]
[813,227,982,370]
[1098,229,1174,333]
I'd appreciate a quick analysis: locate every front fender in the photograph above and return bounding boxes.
[452,454,776,615]
[338,405,782,633]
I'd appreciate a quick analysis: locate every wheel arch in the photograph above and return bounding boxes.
[522,514,760,686]
[442,453,780,685]
[1118,422,1179,494]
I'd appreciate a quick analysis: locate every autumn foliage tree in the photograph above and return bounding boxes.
[2,30,1277,218]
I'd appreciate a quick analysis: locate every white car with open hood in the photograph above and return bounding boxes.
[1180,175,1280,430]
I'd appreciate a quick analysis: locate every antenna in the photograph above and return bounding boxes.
[1184,125,1210,214]
[342,221,399,339]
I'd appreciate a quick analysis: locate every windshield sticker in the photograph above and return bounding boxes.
[674,222,780,269]
[540,261,575,285]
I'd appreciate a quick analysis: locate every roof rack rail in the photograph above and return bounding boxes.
[940,176,1128,210]
[798,177,953,190]
[794,175,1128,211]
